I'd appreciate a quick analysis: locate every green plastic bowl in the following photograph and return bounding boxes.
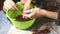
[6,2,36,29]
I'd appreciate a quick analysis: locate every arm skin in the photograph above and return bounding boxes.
[23,0,32,18]
[23,0,32,11]
[44,10,58,20]
[38,8,58,20]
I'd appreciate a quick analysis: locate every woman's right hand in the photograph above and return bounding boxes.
[3,0,18,11]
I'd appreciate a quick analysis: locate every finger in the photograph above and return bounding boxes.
[22,15,24,18]
[9,3,16,10]
[23,15,31,19]
[28,12,35,19]
[23,14,29,19]
[23,10,32,14]
[23,11,30,14]
[3,6,8,11]
[22,15,28,19]
[3,1,15,11]
[23,10,33,19]
[23,12,35,19]
[23,11,30,18]
[23,10,30,18]
[4,2,8,9]
[4,5,9,10]
[7,2,16,10]
[10,1,18,10]
[4,1,12,10]
[7,3,14,10]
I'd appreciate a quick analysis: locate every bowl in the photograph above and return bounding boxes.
[6,2,36,29]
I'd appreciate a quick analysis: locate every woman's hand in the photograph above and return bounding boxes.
[3,0,18,11]
[23,8,44,19]
[23,8,58,20]
[20,0,27,5]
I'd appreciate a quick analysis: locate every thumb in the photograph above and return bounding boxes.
[23,10,31,14]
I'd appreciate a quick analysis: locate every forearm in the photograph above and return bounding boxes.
[20,0,27,5]
[23,0,32,11]
[35,8,58,20]
[41,9,58,20]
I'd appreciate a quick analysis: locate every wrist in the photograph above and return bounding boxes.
[38,8,47,17]
[20,0,27,5]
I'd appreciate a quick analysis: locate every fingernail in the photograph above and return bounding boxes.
[15,6,18,10]
[16,8,18,10]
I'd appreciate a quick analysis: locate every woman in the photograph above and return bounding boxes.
[3,0,60,34]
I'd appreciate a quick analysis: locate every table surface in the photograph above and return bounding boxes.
[0,11,12,34]
[0,10,59,34]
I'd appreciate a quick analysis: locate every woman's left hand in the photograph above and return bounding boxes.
[23,8,44,19]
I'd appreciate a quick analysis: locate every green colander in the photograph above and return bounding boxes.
[6,2,36,29]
